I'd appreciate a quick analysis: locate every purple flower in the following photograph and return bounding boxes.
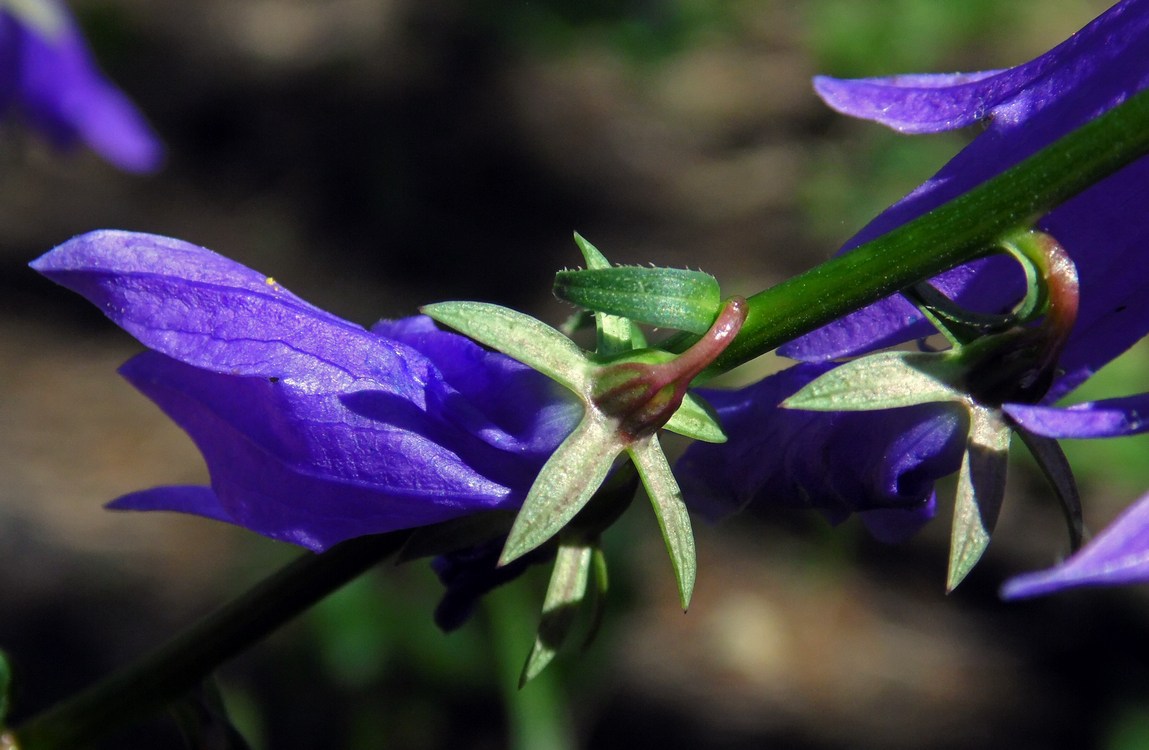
[680,1,1149,549]
[677,363,967,542]
[994,392,1149,596]
[783,0,1149,403]
[1,0,162,172]
[1003,395,1149,439]
[1002,489,1149,599]
[31,230,579,551]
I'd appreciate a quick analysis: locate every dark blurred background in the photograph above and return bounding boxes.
[6,1,1149,748]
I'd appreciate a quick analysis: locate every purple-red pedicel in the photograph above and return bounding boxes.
[593,297,747,441]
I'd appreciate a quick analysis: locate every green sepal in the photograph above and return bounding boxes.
[554,266,721,335]
[998,229,1052,324]
[1015,430,1083,550]
[582,548,610,649]
[572,232,609,270]
[947,406,1012,592]
[520,542,594,687]
[908,230,1060,351]
[907,283,1014,347]
[784,351,966,412]
[572,233,646,356]
[628,437,696,609]
[3,0,68,39]
[500,416,621,566]
[421,301,590,393]
[558,309,595,338]
[663,392,726,443]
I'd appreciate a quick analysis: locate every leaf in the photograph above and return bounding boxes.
[784,351,965,411]
[554,266,721,335]
[500,416,620,566]
[422,301,590,393]
[948,406,1012,592]
[662,392,727,443]
[520,542,594,686]
[628,437,697,609]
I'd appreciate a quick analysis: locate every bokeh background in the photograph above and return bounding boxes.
[4,1,1149,748]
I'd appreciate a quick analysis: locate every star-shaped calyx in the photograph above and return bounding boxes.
[422,235,739,617]
[783,228,1082,591]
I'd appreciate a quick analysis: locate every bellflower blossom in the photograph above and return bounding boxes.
[1,0,162,171]
[31,230,580,552]
[677,363,967,542]
[784,0,1149,398]
[1002,488,1149,598]
[680,0,1149,545]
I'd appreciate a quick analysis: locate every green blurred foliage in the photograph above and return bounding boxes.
[798,1,1110,249]
[1107,703,1149,750]
[470,0,737,62]
[806,0,1018,76]
[798,0,1010,248]
[800,131,971,250]
[295,558,581,750]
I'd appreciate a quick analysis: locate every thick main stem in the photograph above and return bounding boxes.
[10,532,407,750]
[665,85,1149,373]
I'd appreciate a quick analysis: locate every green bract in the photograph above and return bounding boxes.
[554,265,721,334]
[783,229,1081,591]
[422,235,738,617]
[783,348,1014,590]
[782,351,965,411]
[519,541,595,686]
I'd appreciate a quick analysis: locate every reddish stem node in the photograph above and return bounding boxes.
[594,297,748,440]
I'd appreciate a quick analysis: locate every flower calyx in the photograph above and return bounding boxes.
[422,234,741,617]
[785,228,1082,592]
[592,297,747,442]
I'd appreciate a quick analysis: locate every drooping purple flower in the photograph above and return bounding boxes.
[679,1,1149,546]
[1002,489,1149,599]
[991,392,1149,596]
[677,363,967,542]
[782,0,1149,403]
[1003,395,1149,439]
[31,230,579,551]
[1,0,162,172]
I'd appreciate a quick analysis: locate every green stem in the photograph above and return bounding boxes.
[668,85,1149,372]
[9,532,407,750]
